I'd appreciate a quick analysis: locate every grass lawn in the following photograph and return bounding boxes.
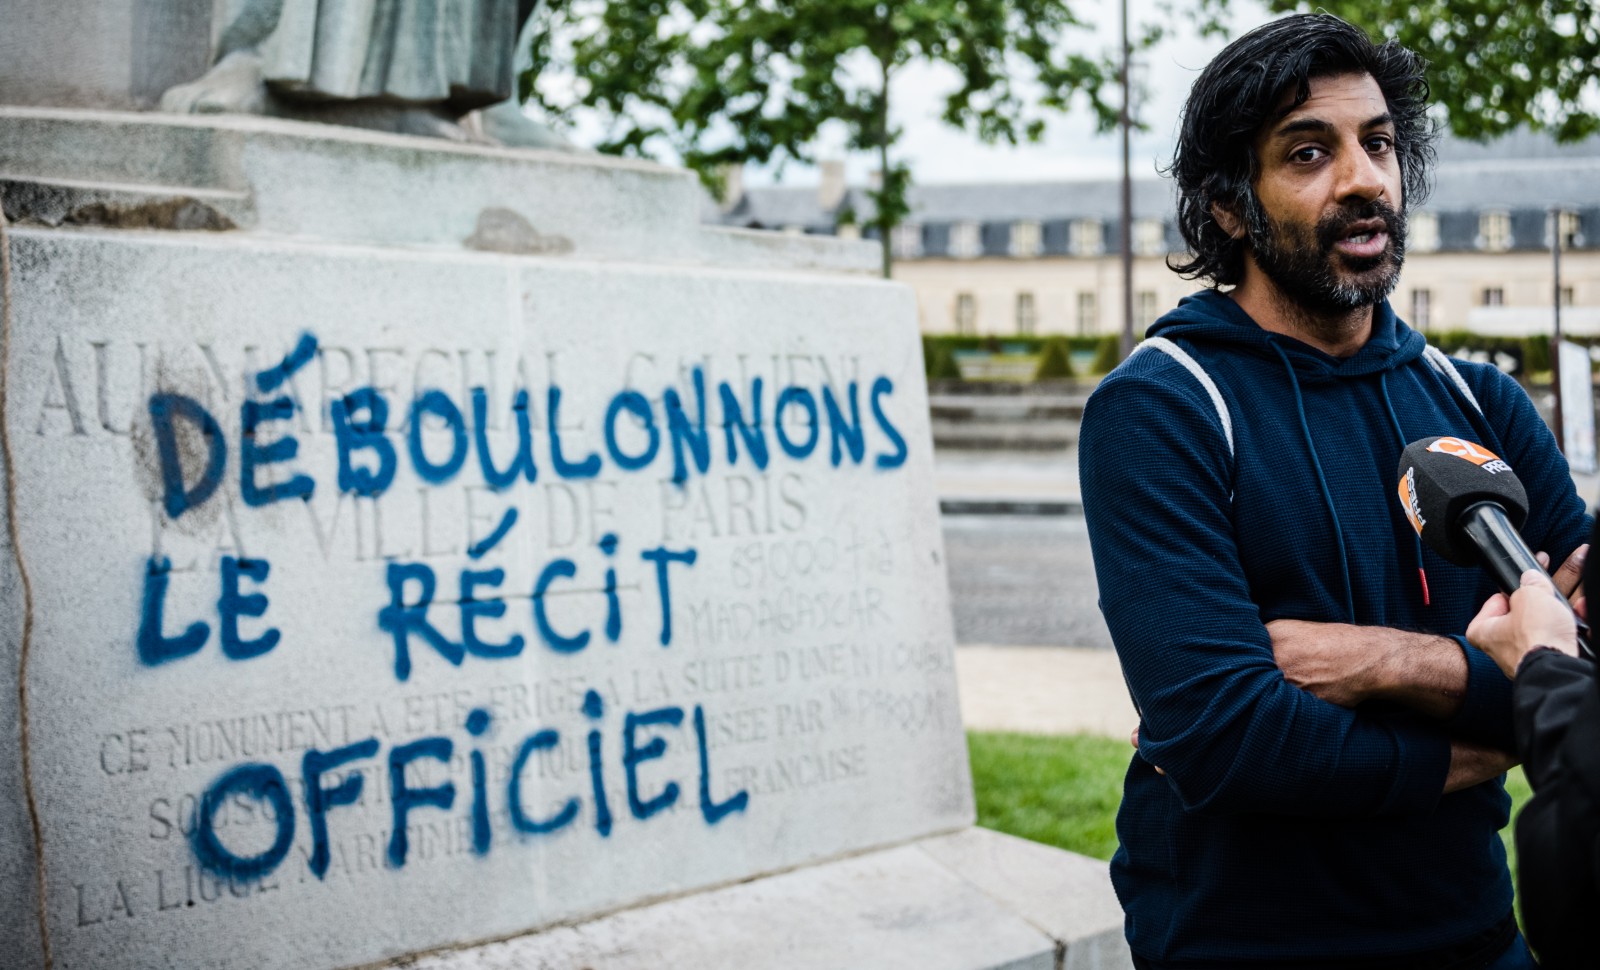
[967,731,1128,860]
[968,730,1535,881]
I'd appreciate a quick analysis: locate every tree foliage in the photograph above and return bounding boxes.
[524,0,1121,276]
[1195,0,1600,142]
[1033,336,1076,379]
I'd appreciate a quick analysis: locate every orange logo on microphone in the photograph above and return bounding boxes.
[1427,437,1502,466]
[1398,466,1426,536]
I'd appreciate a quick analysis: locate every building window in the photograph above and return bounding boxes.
[1133,219,1166,257]
[1015,292,1037,335]
[1550,210,1583,249]
[892,222,923,259]
[1482,287,1505,307]
[1136,290,1159,330]
[1010,221,1042,258]
[1076,291,1097,335]
[1409,212,1440,253]
[1411,288,1432,329]
[955,293,977,334]
[949,221,982,259]
[1070,219,1105,257]
[1562,286,1575,307]
[1479,211,1512,252]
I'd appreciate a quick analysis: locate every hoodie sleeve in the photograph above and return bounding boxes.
[1439,366,1595,751]
[1081,366,1450,817]
[1476,366,1591,574]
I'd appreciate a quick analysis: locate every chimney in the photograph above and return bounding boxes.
[717,163,744,212]
[817,159,847,210]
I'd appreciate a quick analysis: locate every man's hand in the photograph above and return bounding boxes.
[1267,620,1465,716]
[1466,569,1581,679]
[1444,739,1518,794]
[1542,543,1588,608]
[1130,726,1164,775]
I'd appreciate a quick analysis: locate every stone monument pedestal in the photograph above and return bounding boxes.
[0,108,1130,970]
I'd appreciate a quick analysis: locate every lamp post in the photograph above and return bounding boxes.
[1551,206,1566,453]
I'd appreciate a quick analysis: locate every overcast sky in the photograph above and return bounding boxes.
[543,0,1277,187]
[841,0,1275,186]
[763,0,1275,187]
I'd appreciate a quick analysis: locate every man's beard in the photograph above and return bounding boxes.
[1245,197,1407,319]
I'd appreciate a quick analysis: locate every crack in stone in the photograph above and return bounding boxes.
[0,187,54,969]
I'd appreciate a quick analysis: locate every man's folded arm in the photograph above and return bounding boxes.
[1083,374,1457,818]
[1268,620,1517,750]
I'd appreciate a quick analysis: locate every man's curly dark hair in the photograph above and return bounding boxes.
[1168,13,1436,287]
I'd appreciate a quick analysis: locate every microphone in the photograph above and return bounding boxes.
[1397,436,1592,659]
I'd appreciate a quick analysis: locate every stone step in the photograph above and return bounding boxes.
[932,421,1078,451]
[406,828,1132,970]
[1,175,252,230]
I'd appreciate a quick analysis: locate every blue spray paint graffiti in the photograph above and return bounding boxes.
[190,697,750,880]
[148,335,903,882]
[149,363,908,519]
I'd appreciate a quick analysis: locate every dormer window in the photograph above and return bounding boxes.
[892,222,923,259]
[1070,219,1105,257]
[1478,211,1512,252]
[1133,219,1165,256]
[1010,221,1042,258]
[1409,212,1439,253]
[1549,210,1583,249]
[950,221,983,259]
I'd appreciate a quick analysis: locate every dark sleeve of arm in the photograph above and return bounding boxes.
[1511,651,1600,968]
[1444,633,1516,751]
[1081,373,1449,818]
[1479,366,1592,573]
[1449,368,1594,751]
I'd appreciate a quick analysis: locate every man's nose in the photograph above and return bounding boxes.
[1334,143,1386,204]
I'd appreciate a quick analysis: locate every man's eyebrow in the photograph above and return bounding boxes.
[1270,112,1395,140]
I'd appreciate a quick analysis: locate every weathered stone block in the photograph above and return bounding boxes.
[0,109,1127,970]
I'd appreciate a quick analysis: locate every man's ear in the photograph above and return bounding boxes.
[1211,202,1247,240]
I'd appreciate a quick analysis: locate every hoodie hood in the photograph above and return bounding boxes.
[1148,288,1426,384]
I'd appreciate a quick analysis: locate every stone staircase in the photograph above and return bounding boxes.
[929,385,1091,452]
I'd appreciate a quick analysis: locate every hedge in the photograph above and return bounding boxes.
[922,334,1122,379]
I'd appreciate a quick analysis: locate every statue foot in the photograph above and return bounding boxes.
[159,51,268,115]
[473,100,581,151]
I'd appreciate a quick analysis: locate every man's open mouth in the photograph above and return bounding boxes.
[1332,220,1389,259]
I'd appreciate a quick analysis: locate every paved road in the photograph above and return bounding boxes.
[941,514,1113,649]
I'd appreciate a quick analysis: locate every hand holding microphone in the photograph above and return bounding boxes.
[1466,569,1584,678]
[1396,435,1592,661]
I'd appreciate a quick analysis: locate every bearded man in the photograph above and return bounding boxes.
[1080,14,1591,969]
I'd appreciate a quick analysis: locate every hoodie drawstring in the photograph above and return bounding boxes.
[1269,339,1357,623]
[1380,371,1431,606]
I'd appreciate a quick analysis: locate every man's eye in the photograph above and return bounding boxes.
[1291,146,1325,162]
[1366,136,1394,153]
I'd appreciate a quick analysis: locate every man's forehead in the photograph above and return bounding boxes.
[1268,72,1390,129]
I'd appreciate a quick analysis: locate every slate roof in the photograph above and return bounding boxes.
[706,131,1600,256]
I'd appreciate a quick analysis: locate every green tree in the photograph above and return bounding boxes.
[524,0,1121,277]
[1195,0,1600,141]
[927,342,965,381]
[1090,334,1122,375]
[1034,336,1076,379]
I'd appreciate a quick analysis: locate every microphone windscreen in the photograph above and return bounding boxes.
[1397,436,1529,566]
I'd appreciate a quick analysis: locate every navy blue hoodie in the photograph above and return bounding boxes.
[1080,290,1590,967]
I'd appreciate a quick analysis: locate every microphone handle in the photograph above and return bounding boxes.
[1459,502,1594,661]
